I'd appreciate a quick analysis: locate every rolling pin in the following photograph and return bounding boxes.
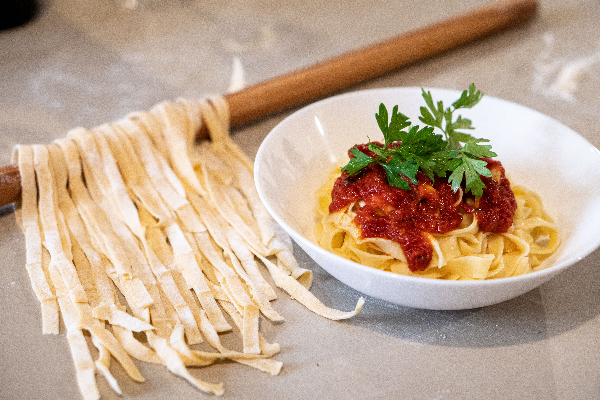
[0,0,537,208]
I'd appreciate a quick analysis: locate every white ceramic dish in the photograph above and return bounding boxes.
[254,87,600,310]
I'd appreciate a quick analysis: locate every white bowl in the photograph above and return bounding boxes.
[254,87,600,310]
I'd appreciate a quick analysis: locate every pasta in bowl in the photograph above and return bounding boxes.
[315,167,560,280]
[254,87,600,309]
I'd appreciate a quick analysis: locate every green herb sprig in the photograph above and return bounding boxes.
[341,84,496,197]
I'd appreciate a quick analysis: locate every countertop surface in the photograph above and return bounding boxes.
[1,1,599,399]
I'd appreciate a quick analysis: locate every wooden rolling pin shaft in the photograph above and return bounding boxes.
[0,0,537,208]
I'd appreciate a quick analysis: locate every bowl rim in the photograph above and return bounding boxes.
[254,86,600,289]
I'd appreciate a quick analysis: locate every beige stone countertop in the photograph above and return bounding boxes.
[1,0,599,399]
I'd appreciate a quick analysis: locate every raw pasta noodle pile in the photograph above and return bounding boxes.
[314,168,560,280]
[14,97,364,400]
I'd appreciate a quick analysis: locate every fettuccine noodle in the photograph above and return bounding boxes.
[14,97,363,400]
[315,168,560,280]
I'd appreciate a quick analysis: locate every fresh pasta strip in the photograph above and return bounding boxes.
[168,322,274,369]
[219,300,281,358]
[203,144,275,246]
[92,336,123,396]
[256,253,365,320]
[33,145,87,304]
[153,101,207,197]
[168,323,214,367]
[70,129,143,239]
[55,138,134,280]
[39,252,61,334]
[196,306,283,375]
[225,227,283,320]
[200,163,267,255]
[76,302,145,382]
[143,212,206,341]
[92,302,155,332]
[201,96,253,173]
[14,145,60,334]
[67,234,100,308]
[47,260,100,400]
[242,303,261,354]
[120,122,206,232]
[112,325,163,364]
[142,236,204,343]
[164,221,232,332]
[269,224,313,289]
[147,331,224,396]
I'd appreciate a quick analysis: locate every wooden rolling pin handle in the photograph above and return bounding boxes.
[0,0,537,208]
[0,163,20,208]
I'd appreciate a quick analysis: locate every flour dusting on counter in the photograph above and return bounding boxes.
[222,26,277,53]
[228,57,246,93]
[533,33,600,102]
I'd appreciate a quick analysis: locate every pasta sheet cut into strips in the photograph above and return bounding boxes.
[15,95,363,400]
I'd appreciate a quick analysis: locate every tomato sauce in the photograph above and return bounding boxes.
[329,143,517,272]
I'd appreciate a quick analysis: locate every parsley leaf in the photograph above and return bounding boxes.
[452,83,484,109]
[376,104,411,143]
[462,138,497,159]
[419,84,483,150]
[381,158,416,189]
[448,155,489,197]
[340,84,495,196]
[341,146,376,175]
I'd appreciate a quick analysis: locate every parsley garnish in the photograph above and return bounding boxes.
[341,84,496,197]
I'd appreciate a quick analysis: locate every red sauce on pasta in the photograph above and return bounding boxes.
[329,143,517,272]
